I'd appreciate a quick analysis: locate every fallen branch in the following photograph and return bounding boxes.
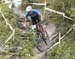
[1,30,15,47]
[45,7,73,20]
[24,3,73,20]
[0,8,15,47]
[24,3,46,6]
[61,24,75,39]
[47,24,75,52]
[30,3,46,6]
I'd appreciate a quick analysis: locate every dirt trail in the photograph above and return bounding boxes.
[33,23,56,59]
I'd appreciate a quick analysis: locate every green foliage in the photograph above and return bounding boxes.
[44,0,75,59]
[46,0,74,35]
[46,29,75,59]
[0,3,35,59]
[0,0,75,59]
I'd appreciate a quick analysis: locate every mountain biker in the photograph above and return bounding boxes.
[24,6,44,32]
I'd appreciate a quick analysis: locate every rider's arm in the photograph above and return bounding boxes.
[38,12,44,21]
[33,9,44,21]
[24,13,31,27]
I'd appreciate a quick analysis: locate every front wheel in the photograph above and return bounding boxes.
[36,46,43,52]
[43,30,49,40]
[36,30,48,45]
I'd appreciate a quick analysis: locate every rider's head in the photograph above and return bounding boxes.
[26,6,32,14]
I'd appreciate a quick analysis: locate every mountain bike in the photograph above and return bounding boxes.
[31,22,49,52]
[17,17,49,52]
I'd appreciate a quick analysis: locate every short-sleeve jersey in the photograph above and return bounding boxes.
[25,9,40,18]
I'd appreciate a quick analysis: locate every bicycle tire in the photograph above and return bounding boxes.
[36,46,43,52]
[36,30,48,45]
[44,30,49,40]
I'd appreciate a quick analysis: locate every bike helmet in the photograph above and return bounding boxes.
[26,6,32,12]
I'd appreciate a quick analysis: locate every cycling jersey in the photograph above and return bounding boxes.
[25,9,41,25]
